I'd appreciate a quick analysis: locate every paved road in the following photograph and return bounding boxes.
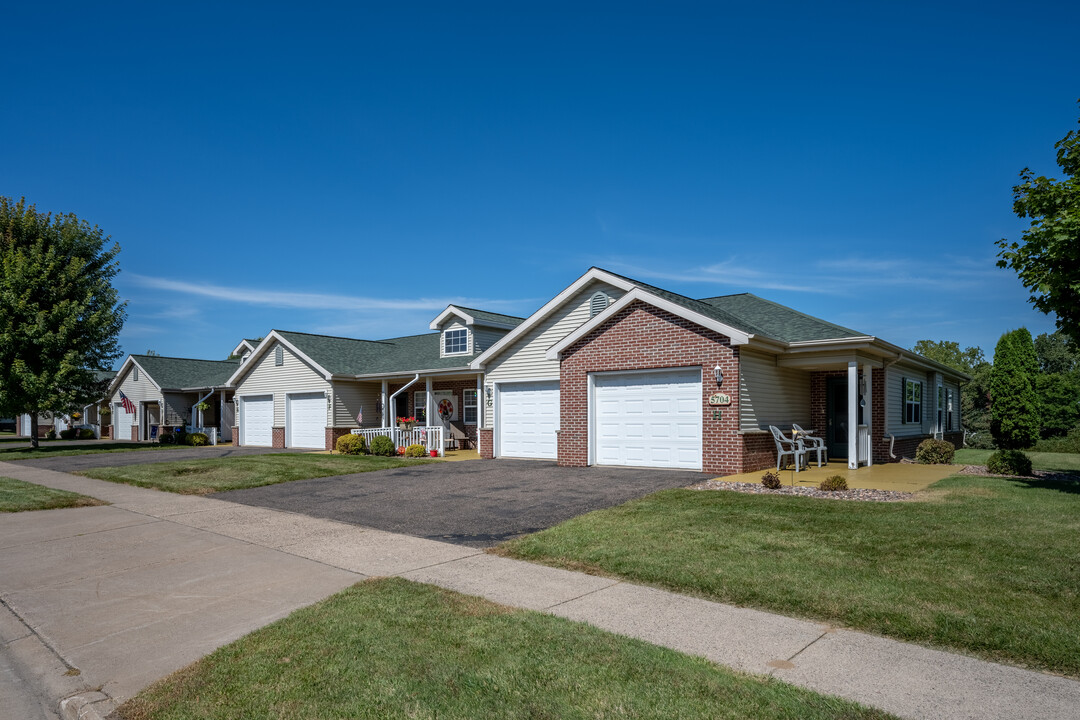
[6,445,285,472]
[218,459,708,547]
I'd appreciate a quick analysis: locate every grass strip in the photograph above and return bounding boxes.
[0,441,188,460]
[117,578,894,720]
[499,474,1080,676]
[79,453,432,494]
[0,476,105,512]
[953,448,1080,473]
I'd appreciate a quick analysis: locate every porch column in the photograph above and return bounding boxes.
[425,377,433,427]
[380,381,388,427]
[863,363,873,466]
[847,361,858,469]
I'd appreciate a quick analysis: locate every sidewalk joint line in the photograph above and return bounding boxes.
[543,579,623,610]
[786,630,829,662]
[0,596,79,673]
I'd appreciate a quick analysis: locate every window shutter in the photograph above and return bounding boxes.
[900,376,906,424]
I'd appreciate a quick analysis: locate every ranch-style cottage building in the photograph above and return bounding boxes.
[96,268,968,474]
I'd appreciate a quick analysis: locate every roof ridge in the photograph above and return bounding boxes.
[448,305,526,321]
[133,354,239,364]
[275,329,392,345]
[700,294,865,336]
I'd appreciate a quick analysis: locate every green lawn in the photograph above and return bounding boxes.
[499,474,1080,676]
[0,476,105,512]
[954,448,1080,473]
[80,453,432,494]
[0,441,188,460]
[116,578,894,720]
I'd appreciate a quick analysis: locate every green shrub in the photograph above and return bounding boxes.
[78,428,96,439]
[818,475,848,492]
[336,434,367,455]
[1035,426,1080,454]
[369,435,397,457]
[990,329,1040,450]
[915,438,955,464]
[986,449,1034,476]
[186,432,209,447]
[59,428,78,440]
[404,443,428,458]
[45,428,57,440]
[760,471,781,489]
[159,433,175,445]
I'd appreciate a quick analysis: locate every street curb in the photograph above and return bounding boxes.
[59,691,116,720]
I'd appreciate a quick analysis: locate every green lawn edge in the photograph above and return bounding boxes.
[0,442,191,460]
[0,476,106,512]
[78,453,435,494]
[116,578,896,720]
[497,473,1080,677]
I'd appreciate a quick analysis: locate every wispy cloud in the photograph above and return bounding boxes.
[126,274,531,313]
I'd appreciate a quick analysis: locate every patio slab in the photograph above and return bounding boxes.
[718,461,962,492]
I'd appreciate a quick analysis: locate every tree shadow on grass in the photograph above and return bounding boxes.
[1007,474,1080,496]
[0,442,158,456]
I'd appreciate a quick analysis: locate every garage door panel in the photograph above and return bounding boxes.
[593,369,701,470]
[240,396,273,447]
[498,381,559,460]
[287,393,325,449]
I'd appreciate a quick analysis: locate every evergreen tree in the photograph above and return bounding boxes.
[990,329,1040,449]
[0,197,126,447]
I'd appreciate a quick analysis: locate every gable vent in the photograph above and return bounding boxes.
[589,291,610,318]
[275,346,284,366]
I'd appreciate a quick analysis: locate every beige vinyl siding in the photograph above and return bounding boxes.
[472,327,506,354]
[738,350,811,431]
[332,381,382,428]
[234,341,330,426]
[162,392,195,425]
[110,364,161,423]
[483,280,626,424]
[885,364,931,436]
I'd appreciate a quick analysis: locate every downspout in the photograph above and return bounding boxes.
[388,374,421,424]
[882,354,902,458]
[192,389,216,428]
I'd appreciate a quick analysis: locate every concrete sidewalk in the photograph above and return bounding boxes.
[1,461,1078,720]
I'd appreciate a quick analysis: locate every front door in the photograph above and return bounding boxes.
[826,377,848,459]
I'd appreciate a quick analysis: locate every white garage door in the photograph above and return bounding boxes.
[498,381,559,459]
[114,403,134,441]
[240,395,274,447]
[20,415,31,436]
[593,369,702,470]
[287,392,326,449]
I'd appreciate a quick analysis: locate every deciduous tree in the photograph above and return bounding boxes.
[997,104,1080,344]
[0,197,126,447]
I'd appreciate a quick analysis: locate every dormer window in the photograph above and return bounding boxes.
[444,328,469,355]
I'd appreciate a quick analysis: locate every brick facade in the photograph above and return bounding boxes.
[558,301,742,475]
[479,428,494,458]
[326,426,353,452]
[231,426,238,445]
[272,427,285,449]
[740,432,776,473]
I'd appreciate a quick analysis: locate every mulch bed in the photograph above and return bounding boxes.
[687,479,914,502]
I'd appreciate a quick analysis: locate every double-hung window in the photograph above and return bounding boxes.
[463,389,477,424]
[444,328,468,355]
[413,391,427,424]
[903,378,922,424]
[946,388,955,431]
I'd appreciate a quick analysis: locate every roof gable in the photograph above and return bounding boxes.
[429,305,525,331]
[697,294,865,343]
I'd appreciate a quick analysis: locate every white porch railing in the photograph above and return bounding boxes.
[856,424,869,465]
[185,426,219,446]
[349,426,444,457]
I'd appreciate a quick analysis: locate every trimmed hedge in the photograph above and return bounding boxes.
[819,475,848,492]
[986,449,1033,477]
[915,438,955,464]
[369,435,397,457]
[187,432,209,447]
[336,434,367,455]
[404,443,428,458]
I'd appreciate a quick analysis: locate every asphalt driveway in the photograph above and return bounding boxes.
[6,445,285,472]
[217,459,709,547]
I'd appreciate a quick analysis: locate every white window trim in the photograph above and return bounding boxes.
[413,390,427,423]
[903,378,922,425]
[443,328,470,356]
[463,388,477,424]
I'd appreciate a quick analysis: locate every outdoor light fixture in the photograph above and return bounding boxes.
[714,365,724,385]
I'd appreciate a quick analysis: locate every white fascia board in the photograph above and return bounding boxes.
[429,306,474,330]
[545,288,753,360]
[230,339,255,357]
[470,268,638,370]
[335,366,477,381]
[224,331,334,386]
[109,357,162,397]
[871,339,973,381]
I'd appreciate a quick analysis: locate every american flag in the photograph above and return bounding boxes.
[357,406,363,425]
[119,391,136,414]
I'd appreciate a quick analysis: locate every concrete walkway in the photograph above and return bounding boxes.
[1,461,1077,720]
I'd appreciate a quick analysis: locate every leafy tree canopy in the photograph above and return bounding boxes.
[996,102,1080,344]
[0,197,126,446]
[1033,331,1079,375]
[912,340,986,374]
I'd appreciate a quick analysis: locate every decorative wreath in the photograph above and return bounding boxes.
[438,399,454,418]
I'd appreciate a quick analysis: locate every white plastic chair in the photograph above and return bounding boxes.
[769,426,806,472]
[792,423,826,467]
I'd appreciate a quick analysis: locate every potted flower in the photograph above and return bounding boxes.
[195,401,211,412]
[397,416,416,431]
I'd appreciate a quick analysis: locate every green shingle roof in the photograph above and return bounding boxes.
[449,306,526,327]
[596,268,865,343]
[275,329,499,377]
[132,355,240,389]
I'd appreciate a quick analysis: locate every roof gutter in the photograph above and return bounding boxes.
[388,374,420,420]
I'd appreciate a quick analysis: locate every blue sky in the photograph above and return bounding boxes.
[3,1,1077,365]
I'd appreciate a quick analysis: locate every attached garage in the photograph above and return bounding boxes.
[497,380,559,459]
[113,404,134,441]
[591,368,702,470]
[286,392,326,449]
[239,395,274,447]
